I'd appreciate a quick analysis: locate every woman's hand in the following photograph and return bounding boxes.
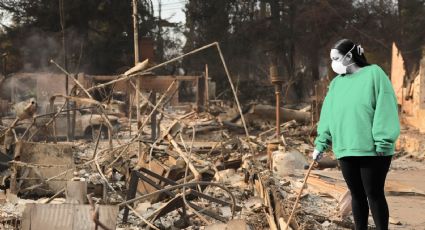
[312,149,323,161]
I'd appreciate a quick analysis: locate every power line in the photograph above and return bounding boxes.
[153,0,186,13]
[154,7,184,12]
[159,1,187,6]
[323,1,390,50]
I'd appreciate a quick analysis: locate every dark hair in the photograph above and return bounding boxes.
[332,39,370,67]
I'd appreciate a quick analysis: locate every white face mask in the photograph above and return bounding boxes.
[331,45,355,75]
[331,59,354,75]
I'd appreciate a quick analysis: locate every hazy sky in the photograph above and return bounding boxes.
[0,1,187,26]
[152,0,186,24]
[0,10,12,27]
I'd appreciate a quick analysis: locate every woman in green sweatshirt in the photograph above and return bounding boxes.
[313,39,400,230]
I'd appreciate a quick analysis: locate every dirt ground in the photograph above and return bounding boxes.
[387,170,425,229]
[315,154,425,230]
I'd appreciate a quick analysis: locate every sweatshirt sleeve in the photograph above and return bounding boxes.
[372,67,401,153]
[314,80,335,152]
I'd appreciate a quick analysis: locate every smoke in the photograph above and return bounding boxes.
[0,75,35,103]
[0,72,69,114]
[19,28,85,73]
[20,29,62,72]
[0,28,86,115]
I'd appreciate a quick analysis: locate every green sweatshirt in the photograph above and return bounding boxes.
[314,64,400,159]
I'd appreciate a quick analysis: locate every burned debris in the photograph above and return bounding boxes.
[0,36,425,229]
[1,2,425,230]
[1,42,422,230]
[0,43,346,230]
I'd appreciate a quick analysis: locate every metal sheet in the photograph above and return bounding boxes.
[22,203,119,230]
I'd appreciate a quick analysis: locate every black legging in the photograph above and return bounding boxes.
[339,156,392,230]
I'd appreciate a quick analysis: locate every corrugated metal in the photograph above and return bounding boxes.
[22,204,118,230]
[30,204,73,230]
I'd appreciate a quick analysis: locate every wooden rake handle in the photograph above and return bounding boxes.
[284,160,316,230]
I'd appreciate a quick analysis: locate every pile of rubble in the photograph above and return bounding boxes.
[3,98,424,229]
[2,45,422,230]
[1,98,358,230]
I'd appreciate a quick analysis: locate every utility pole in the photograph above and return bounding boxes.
[132,0,145,161]
[150,0,162,141]
[123,0,140,221]
[133,0,140,130]
[157,0,163,60]
[59,0,71,141]
[133,0,140,65]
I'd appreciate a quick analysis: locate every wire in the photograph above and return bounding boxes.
[153,0,186,13]
[323,0,390,50]
[154,7,184,12]
[159,1,187,6]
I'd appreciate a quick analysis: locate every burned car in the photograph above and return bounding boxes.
[2,101,121,141]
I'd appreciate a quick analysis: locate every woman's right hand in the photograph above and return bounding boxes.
[312,148,323,161]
